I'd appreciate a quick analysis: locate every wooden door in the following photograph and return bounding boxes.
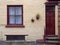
[48,0,59,1]
[45,6,55,35]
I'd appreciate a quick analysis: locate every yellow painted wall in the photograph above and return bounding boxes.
[0,0,58,41]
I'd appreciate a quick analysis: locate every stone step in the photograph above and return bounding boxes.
[58,22,60,25]
[45,36,58,39]
[45,35,59,40]
[45,40,59,43]
[58,15,60,16]
[44,35,58,37]
[36,39,60,44]
[58,17,60,21]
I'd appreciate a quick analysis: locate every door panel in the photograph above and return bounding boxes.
[45,8,55,35]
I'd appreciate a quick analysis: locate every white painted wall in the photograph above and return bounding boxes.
[0,0,58,41]
[55,6,58,35]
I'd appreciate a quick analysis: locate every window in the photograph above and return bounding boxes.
[7,5,24,27]
[6,35,28,40]
[6,35,25,40]
[46,6,55,11]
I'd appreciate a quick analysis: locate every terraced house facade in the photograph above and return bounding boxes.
[0,0,60,43]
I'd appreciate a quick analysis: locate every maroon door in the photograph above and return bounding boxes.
[48,0,59,1]
[45,6,55,35]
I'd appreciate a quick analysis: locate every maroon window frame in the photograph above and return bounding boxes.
[6,5,25,27]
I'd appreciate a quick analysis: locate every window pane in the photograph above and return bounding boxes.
[9,7,15,15]
[6,35,25,40]
[16,16,22,24]
[16,7,22,15]
[46,6,55,11]
[9,16,15,24]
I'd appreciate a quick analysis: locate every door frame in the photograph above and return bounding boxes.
[44,1,58,37]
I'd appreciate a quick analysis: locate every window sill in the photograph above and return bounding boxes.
[6,25,25,28]
[5,34,28,36]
